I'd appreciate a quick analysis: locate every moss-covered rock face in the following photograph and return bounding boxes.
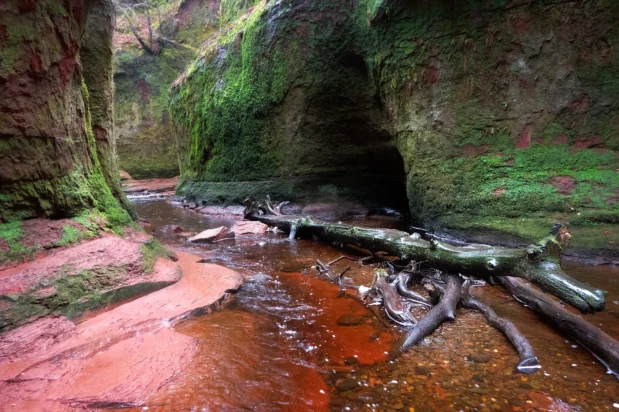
[170,0,618,254]
[113,0,225,179]
[170,0,410,209]
[0,0,133,224]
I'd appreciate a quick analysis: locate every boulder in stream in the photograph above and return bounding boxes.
[189,227,235,243]
[230,221,269,235]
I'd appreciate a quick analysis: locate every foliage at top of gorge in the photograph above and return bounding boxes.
[112,0,260,179]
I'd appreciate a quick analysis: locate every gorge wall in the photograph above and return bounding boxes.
[113,0,226,179]
[170,0,618,257]
[0,0,133,224]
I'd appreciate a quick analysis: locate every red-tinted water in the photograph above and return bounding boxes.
[132,200,619,411]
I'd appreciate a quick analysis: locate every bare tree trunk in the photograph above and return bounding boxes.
[123,11,155,55]
[145,3,157,54]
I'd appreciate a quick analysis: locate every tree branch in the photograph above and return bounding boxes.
[388,274,461,359]
[498,276,619,377]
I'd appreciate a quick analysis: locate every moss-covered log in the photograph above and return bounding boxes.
[247,213,606,312]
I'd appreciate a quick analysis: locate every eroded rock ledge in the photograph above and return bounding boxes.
[0,250,243,410]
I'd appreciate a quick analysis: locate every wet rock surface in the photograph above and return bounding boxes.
[122,176,180,194]
[0,250,243,409]
[0,231,157,296]
[230,221,269,235]
[188,226,235,243]
[0,229,183,333]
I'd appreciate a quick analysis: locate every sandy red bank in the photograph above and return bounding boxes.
[0,250,243,410]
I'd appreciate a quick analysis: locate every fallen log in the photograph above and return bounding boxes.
[247,213,606,312]
[498,276,619,376]
[461,280,540,374]
[388,274,462,359]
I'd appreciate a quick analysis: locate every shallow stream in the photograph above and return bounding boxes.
[132,199,619,411]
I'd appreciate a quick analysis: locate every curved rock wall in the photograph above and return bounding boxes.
[170,0,618,255]
[113,0,223,179]
[0,0,132,224]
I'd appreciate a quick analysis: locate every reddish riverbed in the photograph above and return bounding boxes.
[131,199,619,411]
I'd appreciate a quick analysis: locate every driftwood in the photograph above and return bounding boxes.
[394,273,432,308]
[372,270,418,327]
[499,276,619,376]
[247,212,606,313]
[362,269,542,373]
[461,280,540,374]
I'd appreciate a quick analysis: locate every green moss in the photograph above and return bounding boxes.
[570,211,619,226]
[219,0,260,27]
[72,209,102,234]
[0,17,38,75]
[81,81,133,230]
[437,214,552,243]
[113,0,223,180]
[52,223,100,248]
[141,238,175,273]
[0,221,41,266]
[0,221,26,260]
[55,225,80,246]
[170,2,307,182]
[436,212,618,259]
[0,210,108,266]
[117,123,180,179]
[169,0,619,257]
[0,221,24,247]
[2,52,133,226]
[1,254,179,331]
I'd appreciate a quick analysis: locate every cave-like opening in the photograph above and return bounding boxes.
[289,52,409,213]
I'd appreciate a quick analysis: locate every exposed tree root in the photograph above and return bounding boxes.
[244,198,618,376]
[388,274,461,360]
[394,272,432,308]
[372,269,418,328]
[461,280,540,374]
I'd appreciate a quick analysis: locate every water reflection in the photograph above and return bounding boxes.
[133,200,619,411]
